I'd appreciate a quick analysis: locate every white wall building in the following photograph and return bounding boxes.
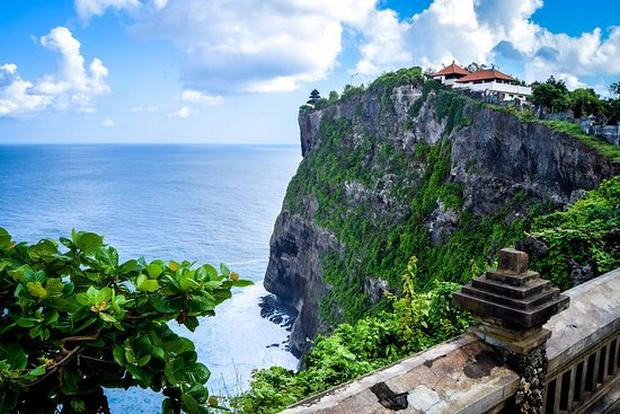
[432,63,531,102]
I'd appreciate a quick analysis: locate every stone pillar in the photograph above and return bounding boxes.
[454,248,569,414]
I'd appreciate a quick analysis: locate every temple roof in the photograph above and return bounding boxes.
[456,68,514,83]
[432,62,470,77]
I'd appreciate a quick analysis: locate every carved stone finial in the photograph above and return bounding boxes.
[453,248,570,414]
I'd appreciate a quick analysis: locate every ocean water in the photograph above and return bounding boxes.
[0,144,301,411]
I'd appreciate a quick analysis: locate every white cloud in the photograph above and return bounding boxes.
[76,0,620,94]
[101,118,116,127]
[357,0,620,86]
[180,89,222,106]
[0,27,109,118]
[0,64,17,76]
[169,106,192,118]
[80,0,380,93]
[75,0,167,22]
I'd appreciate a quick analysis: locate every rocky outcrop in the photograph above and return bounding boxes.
[451,107,619,215]
[264,80,620,356]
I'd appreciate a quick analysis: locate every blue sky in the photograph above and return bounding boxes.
[0,0,619,144]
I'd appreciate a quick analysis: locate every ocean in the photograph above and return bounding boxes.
[0,144,301,411]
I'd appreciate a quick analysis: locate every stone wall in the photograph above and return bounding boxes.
[280,267,620,413]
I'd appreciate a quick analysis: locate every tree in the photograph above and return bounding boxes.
[0,228,252,413]
[531,76,570,112]
[466,62,487,72]
[608,81,620,99]
[306,89,321,106]
[568,88,602,118]
[327,90,339,103]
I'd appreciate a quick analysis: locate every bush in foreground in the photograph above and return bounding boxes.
[0,229,252,413]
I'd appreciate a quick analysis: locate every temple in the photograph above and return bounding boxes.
[432,61,532,102]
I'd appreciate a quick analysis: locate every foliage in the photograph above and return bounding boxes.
[485,104,620,164]
[529,176,620,290]
[531,76,570,112]
[569,88,603,118]
[543,120,620,164]
[368,67,423,91]
[234,259,471,414]
[610,81,620,99]
[0,228,252,414]
[531,77,620,124]
[341,84,367,100]
[465,62,487,73]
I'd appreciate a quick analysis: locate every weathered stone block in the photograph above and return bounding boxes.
[498,248,529,274]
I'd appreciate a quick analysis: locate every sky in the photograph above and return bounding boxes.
[0,0,619,144]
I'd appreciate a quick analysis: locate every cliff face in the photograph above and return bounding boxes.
[264,79,620,356]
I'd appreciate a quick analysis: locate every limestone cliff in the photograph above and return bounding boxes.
[264,76,620,356]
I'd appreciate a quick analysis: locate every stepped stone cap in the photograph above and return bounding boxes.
[454,248,569,353]
[498,248,528,274]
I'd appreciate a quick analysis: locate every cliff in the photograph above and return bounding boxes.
[264,74,620,356]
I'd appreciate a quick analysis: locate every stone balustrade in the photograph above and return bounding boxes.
[280,256,620,413]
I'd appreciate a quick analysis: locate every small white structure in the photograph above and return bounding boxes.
[432,62,531,102]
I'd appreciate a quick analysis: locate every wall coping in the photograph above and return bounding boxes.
[280,268,620,413]
[545,268,620,375]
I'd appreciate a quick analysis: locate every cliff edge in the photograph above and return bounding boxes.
[264,75,620,356]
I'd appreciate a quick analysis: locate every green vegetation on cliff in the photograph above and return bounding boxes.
[234,258,472,414]
[529,175,620,290]
[238,176,620,414]
[287,79,547,325]
[251,69,619,413]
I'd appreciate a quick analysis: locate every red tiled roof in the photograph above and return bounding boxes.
[456,68,514,83]
[431,62,470,77]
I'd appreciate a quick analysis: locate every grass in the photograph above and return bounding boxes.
[543,120,620,164]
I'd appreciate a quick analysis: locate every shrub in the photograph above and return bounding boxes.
[0,228,252,413]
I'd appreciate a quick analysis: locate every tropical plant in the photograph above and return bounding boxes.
[531,76,570,112]
[0,228,252,414]
[233,257,471,414]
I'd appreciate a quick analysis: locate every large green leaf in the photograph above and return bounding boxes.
[0,343,27,370]
[75,232,103,254]
[0,227,11,249]
[28,239,58,260]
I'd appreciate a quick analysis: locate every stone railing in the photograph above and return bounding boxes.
[543,267,620,413]
[281,250,620,413]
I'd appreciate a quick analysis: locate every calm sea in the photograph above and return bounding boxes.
[0,144,301,411]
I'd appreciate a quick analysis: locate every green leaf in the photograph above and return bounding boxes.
[187,363,210,384]
[119,259,138,274]
[95,287,112,304]
[181,393,199,413]
[0,228,11,249]
[201,264,218,280]
[112,346,125,366]
[26,281,47,299]
[28,365,46,377]
[28,240,58,260]
[152,346,165,360]
[137,274,160,292]
[137,354,151,367]
[184,316,199,332]
[99,313,118,323]
[162,399,175,414]
[232,280,254,288]
[146,263,164,279]
[164,357,186,384]
[219,263,230,277]
[75,232,103,255]
[0,343,27,370]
